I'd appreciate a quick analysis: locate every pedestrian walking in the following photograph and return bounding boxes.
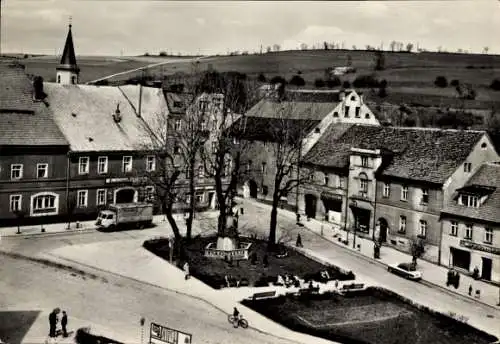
[468,284,473,296]
[183,261,190,280]
[295,233,303,248]
[61,311,68,337]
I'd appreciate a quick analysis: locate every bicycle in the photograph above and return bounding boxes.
[227,314,249,329]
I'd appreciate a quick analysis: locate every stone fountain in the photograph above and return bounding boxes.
[204,213,252,260]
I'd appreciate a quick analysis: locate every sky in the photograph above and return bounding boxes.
[1,0,500,56]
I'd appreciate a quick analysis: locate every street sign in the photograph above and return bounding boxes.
[150,322,192,344]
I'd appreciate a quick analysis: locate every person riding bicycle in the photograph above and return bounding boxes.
[233,307,240,319]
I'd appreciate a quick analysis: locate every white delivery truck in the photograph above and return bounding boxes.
[96,203,153,231]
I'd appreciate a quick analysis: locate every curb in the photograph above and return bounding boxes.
[2,248,317,344]
[304,227,500,311]
[1,226,96,238]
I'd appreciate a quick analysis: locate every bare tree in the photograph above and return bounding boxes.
[300,43,308,51]
[273,44,281,52]
[483,46,489,54]
[390,41,396,52]
[406,42,414,52]
[199,71,258,238]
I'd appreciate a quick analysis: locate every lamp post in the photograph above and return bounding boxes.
[351,200,357,249]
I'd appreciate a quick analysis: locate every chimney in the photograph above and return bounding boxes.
[113,103,122,123]
[33,76,46,101]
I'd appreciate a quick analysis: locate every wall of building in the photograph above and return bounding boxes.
[56,70,78,85]
[443,134,499,206]
[331,91,379,126]
[440,218,500,283]
[0,147,69,222]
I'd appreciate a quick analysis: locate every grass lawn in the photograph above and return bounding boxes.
[242,288,497,344]
[144,235,355,289]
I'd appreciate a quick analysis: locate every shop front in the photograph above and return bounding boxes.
[320,191,343,224]
[349,199,372,237]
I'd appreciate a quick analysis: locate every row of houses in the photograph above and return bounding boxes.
[0,25,223,226]
[234,88,500,284]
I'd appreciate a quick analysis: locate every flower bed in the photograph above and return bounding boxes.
[241,287,497,344]
[143,235,356,289]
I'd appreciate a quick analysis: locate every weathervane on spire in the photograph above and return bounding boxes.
[69,16,72,28]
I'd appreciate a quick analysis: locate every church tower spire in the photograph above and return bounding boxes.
[56,19,80,85]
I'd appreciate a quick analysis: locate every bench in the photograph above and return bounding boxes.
[341,283,365,291]
[251,290,277,301]
[299,286,320,294]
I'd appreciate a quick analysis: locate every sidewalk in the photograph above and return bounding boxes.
[0,211,218,238]
[40,239,337,344]
[239,197,500,309]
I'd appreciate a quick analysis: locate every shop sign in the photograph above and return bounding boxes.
[459,240,500,255]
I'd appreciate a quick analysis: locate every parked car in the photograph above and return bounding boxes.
[388,263,422,281]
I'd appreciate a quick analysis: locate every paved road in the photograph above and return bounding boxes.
[0,255,299,344]
[235,199,500,336]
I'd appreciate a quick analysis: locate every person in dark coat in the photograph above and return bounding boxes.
[48,309,58,338]
[61,311,68,337]
[295,233,303,248]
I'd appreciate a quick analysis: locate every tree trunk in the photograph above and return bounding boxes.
[163,202,181,240]
[268,186,281,250]
[186,160,196,241]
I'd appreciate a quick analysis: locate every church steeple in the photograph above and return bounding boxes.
[56,20,80,85]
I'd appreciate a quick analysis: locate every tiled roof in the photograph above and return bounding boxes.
[284,89,346,103]
[304,124,485,184]
[442,162,500,224]
[302,124,354,168]
[44,83,168,152]
[245,98,336,121]
[0,63,69,146]
[0,62,37,112]
[230,116,320,143]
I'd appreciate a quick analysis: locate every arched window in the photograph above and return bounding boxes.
[359,172,369,197]
[198,165,204,178]
[30,192,59,216]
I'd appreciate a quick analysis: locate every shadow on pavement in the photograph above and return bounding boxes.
[0,310,41,344]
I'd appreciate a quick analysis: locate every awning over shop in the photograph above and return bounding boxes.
[320,191,343,202]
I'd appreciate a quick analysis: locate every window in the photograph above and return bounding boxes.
[122,156,133,173]
[351,95,356,101]
[77,190,88,208]
[464,162,472,173]
[359,173,368,197]
[31,192,58,216]
[355,106,361,118]
[485,228,493,244]
[233,137,240,144]
[78,157,89,175]
[9,195,22,212]
[195,191,204,204]
[421,189,429,204]
[399,216,406,233]
[261,162,267,174]
[365,113,370,119]
[185,194,191,204]
[96,189,107,206]
[339,177,346,189]
[199,99,208,112]
[36,163,48,179]
[97,156,108,174]
[57,75,61,83]
[246,161,252,172]
[344,106,350,117]
[174,146,181,155]
[418,220,427,238]
[185,166,191,179]
[200,119,207,131]
[198,165,204,178]
[383,183,390,198]
[324,174,329,185]
[10,164,23,180]
[211,142,217,154]
[174,119,182,131]
[481,142,487,149]
[401,186,408,201]
[71,76,76,84]
[459,194,479,207]
[309,173,314,182]
[465,224,473,240]
[333,111,339,118]
[361,156,369,167]
[450,221,458,236]
[145,186,155,201]
[146,156,156,172]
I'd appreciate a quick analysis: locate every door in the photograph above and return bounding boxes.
[304,194,317,219]
[115,188,135,203]
[481,257,492,281]
[249,180,258,198]
[378,218,388,243]
[450,247,471,271]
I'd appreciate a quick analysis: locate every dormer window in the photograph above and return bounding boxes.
[421,189,429,204]
[459,194,479,207]
[351,95,356,101]
[361,156,369,167]
[464,162,472,173]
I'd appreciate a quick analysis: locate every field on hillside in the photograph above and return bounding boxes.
[5,50,500,108]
